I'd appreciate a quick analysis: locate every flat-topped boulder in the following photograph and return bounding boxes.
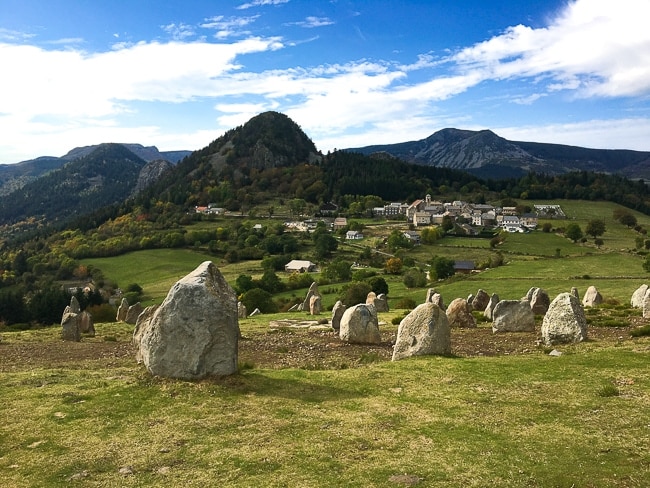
[492,300,535,333]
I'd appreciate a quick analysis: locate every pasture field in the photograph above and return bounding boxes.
[1,321,649,487]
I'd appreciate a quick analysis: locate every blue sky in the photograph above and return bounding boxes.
[1,0,649,164]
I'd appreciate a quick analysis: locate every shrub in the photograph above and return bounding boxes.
[87,304,117,323]
[240,288,278,314]
[630,324,650,337]
[394,297,416,309]
[340,282,372,306]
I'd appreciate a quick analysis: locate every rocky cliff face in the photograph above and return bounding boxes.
[133,159,173,195]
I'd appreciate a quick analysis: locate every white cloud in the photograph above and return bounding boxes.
[200,15,260,39]
[161,23,196,41]
[236,0,289,10]
[287,17,335,28]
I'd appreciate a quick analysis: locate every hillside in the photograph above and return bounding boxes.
[349,128,650,179]
[0,144,190,197]
[0,143,148,227]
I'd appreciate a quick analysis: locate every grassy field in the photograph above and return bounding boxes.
[1,323,649,487]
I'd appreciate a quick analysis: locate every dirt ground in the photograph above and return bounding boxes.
[0,320,644,373]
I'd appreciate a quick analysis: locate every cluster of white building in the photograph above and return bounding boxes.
[375,194,547,232]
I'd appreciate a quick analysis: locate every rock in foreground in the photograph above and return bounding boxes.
[136,261,239,379]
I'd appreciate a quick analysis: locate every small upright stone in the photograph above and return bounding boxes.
[237,301,248,319]
[69,296,81,314]
[61,312,81,342]
[116,298,129,322]
[79,311,95,336]
[582,285,603,307]
[483,293,500,321]
[631,284,648,308]
[331,301,346,331]
[374,293,389,312]
[300,282,320,311]
[446,298,476,328]
[309,294,322,315]
[125,302,144,324]
[526,287,551,315]
[339,303,380,344]
[392,303,450,361]
[541,292,587,345]
[492,300,535,333]
[472,289,490,312]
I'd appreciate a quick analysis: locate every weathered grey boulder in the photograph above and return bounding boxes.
[374,293,389,312]
[525,287,551,315]
[125,302,144,324]
[492,300,535,333]
[331,301,346,331]
[79,311,95,336]
[300,282,320,311]
[237,301,247,319]
[582,285,603,307]
[309,294,322,315]
[483,293,500,321]
[446,298,476,328]
[472,289,490,312]
[630,284,648,308]
[136,261,239,379]
[61,312,81,342]
[392,303,451,361]
[541,292,587,345]
[116,298,129,322]
[339,303,380,344]
[570,287,580,300]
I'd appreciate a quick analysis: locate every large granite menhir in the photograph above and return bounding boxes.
[135,261,239,379]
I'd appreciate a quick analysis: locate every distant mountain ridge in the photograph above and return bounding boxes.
[348,128,650,179]
[0,144,191,196]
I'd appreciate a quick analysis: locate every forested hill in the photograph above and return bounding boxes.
[0,143,147,227]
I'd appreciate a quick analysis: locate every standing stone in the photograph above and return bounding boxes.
[425,288,437,303]
[374,293,390,312]
[309,294,322,315]
[446,298,476,328]
[116,298,129,322]
[430,293,445,310]
[366,291,377,305]
[466,294,475,310]
[526,287,551,315]
[237,301,247,319]
[136,261,239,379]
[541,292,587,345]
[472,289,490,312]
[125,302,144,324]
[631,284,648,308]
[69,296,81,314]
[492,300,535,333]
[570,287,580,300]
[642,289,650,319]
[392,303,451,361]
[79,311,95,336]
[300,282,320,311]
[331,301,346,331]
[582,285,603,307]
[339,303,380,344]
[61,312,81,342]
[484,293,500,321]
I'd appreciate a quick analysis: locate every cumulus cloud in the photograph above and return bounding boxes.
[1,0,650,162]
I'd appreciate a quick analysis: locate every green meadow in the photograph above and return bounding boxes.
[1,323,649,487]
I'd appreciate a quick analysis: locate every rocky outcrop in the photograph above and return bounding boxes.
[392,303,451,361]
[132,159,173,195]
[135,261,239,379]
